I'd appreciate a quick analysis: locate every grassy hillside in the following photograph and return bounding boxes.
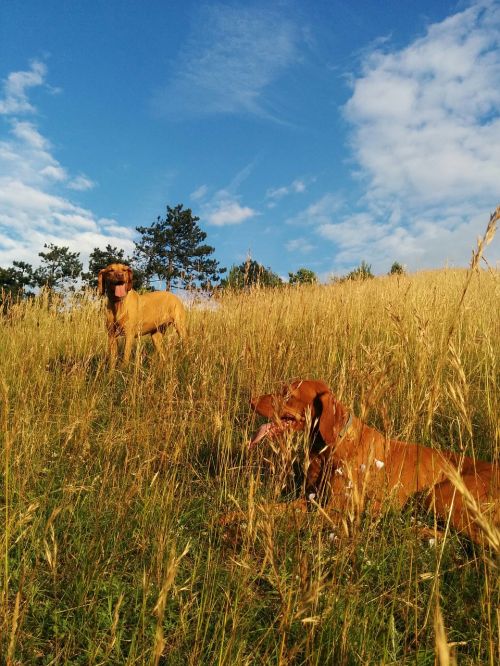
[1,268,499,664]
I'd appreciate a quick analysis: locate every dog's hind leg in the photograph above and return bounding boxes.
[151,331,166,361]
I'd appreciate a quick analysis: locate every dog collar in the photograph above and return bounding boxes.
[319,411,353,454]
[339,412,353,439]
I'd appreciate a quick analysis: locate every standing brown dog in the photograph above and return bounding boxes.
[248,380,499,544]
[98,263,186,367]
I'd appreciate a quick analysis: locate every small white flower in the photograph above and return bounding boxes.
[359,463,366,473]
[334,467,344,475]
[328,532,336,541]
[428,538,436,548]
[375,459,385,469]
[308,492,316,501]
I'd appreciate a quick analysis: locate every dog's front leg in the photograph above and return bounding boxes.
[122,333,133,367]
[107,331,118,370]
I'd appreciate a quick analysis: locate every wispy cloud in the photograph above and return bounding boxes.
[266,178,307,208]
[286,237,314,253]
[0,62,132,267]
[285,193,343,227]
[190,184,209,201]
[0,60,47,115]
[67,175,95,191]
[317,0,500,273]
[190,162,259,227]
[153,4,300,120]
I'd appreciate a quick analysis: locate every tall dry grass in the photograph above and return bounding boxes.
[0,265,499,664]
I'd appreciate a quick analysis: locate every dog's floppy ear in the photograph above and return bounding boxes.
[126,266,133,291]
[97,268,106,295]
[316,391,347,446]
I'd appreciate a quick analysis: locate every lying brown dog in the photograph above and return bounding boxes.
[248,379,499,545]
[98,263,186,367]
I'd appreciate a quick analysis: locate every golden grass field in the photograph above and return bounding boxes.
[1,265,499,664]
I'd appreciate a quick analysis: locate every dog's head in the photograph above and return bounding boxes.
[249,379,349,450]
[98,263,133,300]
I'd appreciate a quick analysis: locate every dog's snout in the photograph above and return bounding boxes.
[111,271,126,282]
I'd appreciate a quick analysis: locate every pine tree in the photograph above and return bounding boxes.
[389,261,405,276]
[288,268,318,285]
[221,259,283,289]
[34,243,83,291]
[134,204,225,290]
[0,261,35,305]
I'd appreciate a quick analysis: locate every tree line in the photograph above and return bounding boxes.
[0,205,222,300]
[0,202,406,302]
[0,203,321,302]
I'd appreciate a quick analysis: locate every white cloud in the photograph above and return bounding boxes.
[40,165,68,181]
[0,179,73,214]
[321,0,500,272]
[11,120,48,148]
[67,175,95,191]
[0,60,47,115]
[206,198,256,226]
[318,213,388,247]
[153,5,300,119]
[190,184,209,201]
[99,219,136,239]
[322,207,492,270]
[286,193,343,227]
[196,167,258,227]
[286,237,314,253]
[0,62,133,268]
[266,178,307,206]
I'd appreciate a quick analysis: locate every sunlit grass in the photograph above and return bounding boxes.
[1,266,499,664]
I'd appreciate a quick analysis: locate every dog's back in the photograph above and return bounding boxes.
[131,290,186,337]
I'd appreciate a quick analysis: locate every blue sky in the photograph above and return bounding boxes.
[1,0,499,281]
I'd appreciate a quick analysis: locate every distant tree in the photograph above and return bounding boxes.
[288,268,318,285]
[134,204,225,290]
[330,260,375,284]
[345,260,374,281]
[221,259,283,289]
[82,244,146,290]
[34,243,83,291]
[0,261,35,304]
[389,261,405,276]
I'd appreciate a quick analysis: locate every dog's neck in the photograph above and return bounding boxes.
[331,418,360,460]
[320,411,356,458]
[107,292,129,317]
